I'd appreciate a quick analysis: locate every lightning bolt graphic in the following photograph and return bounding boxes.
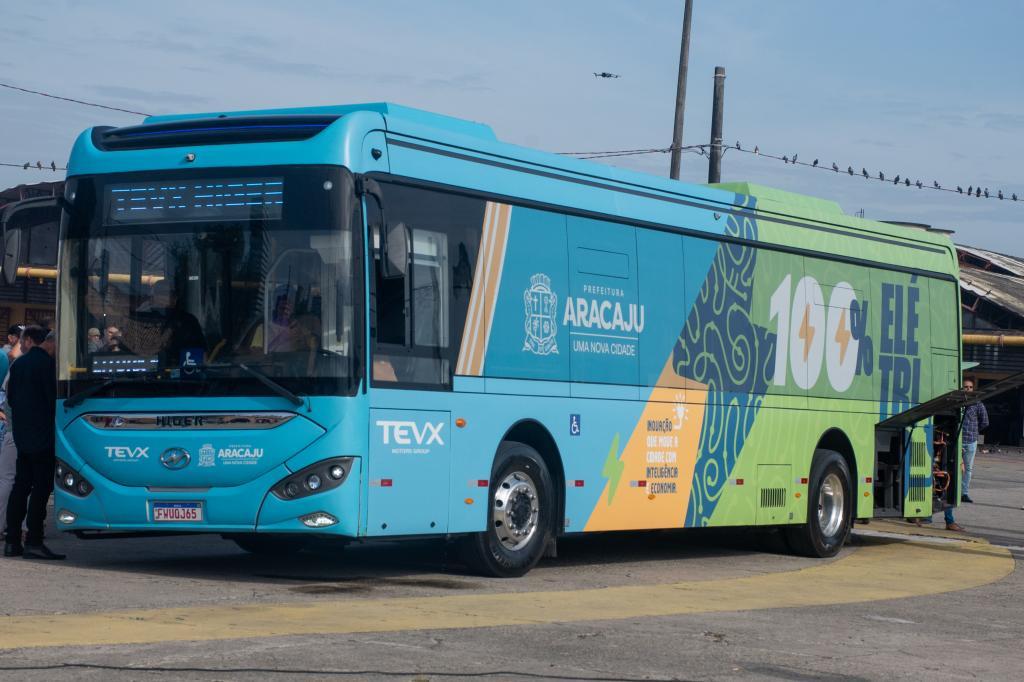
[798,304,815,361]
[834,308,852,364]
[601,433,623,505]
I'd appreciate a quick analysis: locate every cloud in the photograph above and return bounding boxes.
[90,85,212,108]
[853,138,895,149]
[979,113,1024,132]
[216,47,336,78]
[108,34,199,54]
[422,72,493,93]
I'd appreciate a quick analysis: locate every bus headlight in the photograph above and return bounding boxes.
[55,459,93,498]
[272,457,354,501]
[300,512,338,528]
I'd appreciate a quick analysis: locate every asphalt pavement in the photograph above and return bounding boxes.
[0,452,1021,681]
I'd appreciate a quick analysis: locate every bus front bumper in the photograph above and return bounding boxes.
[53,458,363,537]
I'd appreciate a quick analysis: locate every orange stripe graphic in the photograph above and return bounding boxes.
[456,202,511,376]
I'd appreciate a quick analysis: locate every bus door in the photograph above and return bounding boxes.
[366,187,465,535]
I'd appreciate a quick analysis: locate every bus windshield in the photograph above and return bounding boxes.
[58,165,362,400]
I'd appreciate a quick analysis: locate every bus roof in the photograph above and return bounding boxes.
[76,102,955,266]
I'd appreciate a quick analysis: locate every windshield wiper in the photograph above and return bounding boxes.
[205,363,305,407]
[64,376,167,409]
[64,378,115,409]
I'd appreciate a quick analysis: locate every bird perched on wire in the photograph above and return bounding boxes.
[593,72,620,79]
[22,162,29,169]
[792,154,798,164]
[861,168,868,178]
[754,145,759,155]
[984,188,989,198]
[957,186,963,194]
[894,175,900,185]
[847,166,854,175]
[812,159,819,167]
[968,185,973,195]
[50,161,56,172]
[916,180,923,189]
[832,162,839,172]
[933,181,941,189]
[1013,193,1018,201]
[35,161,42,170]
[782,155,789,164]
[879,171,885,182]
[976,187,982,197]
[998,190,1004,200]
[905,178,911,186]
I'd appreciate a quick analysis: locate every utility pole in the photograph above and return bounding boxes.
[707,66,725,183]
[669,0,694,180]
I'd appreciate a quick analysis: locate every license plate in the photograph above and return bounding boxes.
[152,502,203,522]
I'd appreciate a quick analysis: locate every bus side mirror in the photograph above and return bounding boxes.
[1,228,21,286]
[383,222,410,279]
[0,195,62,285]
[356,175,406,279]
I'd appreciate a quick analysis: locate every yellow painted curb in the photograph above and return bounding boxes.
[0,536,1013,650]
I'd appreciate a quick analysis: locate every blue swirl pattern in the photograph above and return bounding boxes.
[674,198,777,526]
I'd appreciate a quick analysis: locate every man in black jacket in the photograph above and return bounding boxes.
[3,325,63,560]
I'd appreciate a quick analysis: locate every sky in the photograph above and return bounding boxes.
[2,0,1022,254]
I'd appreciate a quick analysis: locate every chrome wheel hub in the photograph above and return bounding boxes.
[817,472,845,538]
[493,470,539,551]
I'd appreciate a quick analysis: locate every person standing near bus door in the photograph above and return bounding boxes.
[2,325,23,357]
[3,326,63,560]
[961,377,988,503]
[0,334,12,538]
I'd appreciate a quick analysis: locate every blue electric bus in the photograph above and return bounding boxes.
[53,103,962,576]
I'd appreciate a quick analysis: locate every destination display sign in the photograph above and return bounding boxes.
[104,177,284,224]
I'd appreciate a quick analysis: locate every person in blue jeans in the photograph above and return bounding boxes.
[961,377,988,503]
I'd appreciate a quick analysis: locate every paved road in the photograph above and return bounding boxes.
[0,454,1021,680]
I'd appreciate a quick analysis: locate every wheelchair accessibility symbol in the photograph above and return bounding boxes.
[569,414,581,436]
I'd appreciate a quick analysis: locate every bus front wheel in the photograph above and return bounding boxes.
[784,449,853,558]
[461,441,554,578]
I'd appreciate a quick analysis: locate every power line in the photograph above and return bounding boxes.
[560,144,710,160]
[725,143,1020,202]
[0,81,150,117]
[0,161,65,171]
[560,142,1021,204]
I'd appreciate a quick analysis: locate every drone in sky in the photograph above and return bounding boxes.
[593,72,621,79]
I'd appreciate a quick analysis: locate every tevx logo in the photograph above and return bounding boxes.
[377,420,445,446]
[106,446,149,460]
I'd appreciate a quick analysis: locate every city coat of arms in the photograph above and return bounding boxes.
[523,273,559,355]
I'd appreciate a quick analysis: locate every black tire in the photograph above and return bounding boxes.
[230,534,311,555]
[460,441,555,578]
[784,449,853,558]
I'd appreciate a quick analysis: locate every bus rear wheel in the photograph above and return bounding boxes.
[784,449,852,558]
[230,534,310,556]
[460,441,554,578]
